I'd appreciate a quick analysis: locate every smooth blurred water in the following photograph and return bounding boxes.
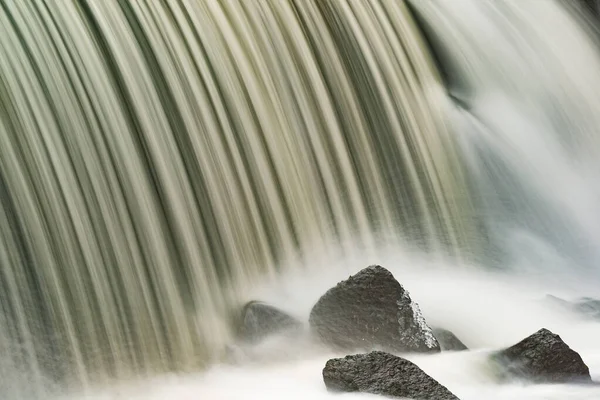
[0,0,473,385]
[3,0,600,398]
[57,250,600,400]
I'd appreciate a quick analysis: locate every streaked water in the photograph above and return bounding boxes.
[0,0,475,389]
[2,0,600,398]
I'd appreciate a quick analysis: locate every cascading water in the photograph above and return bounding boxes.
[1,0,599,399]
[411,0,600,274]
[0,0,476,393]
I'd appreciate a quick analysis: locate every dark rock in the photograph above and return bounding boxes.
[309,265,439,353]
[493,328,591,383]
[432,328,468,351]
[323,351,460,400]
[238,301,302,343]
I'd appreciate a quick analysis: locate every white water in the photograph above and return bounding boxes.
[0,0,474,380]
[53,249,600,400]
[3,0,600,399]
[414,0,600,272]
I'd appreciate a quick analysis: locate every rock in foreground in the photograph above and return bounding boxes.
[309,265,439,353]
[238,301,301,343]
[323,351,460,400]
[433,328,468,351]
[494,328,591,383]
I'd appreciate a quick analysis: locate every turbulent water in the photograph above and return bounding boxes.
[1,0,600,398]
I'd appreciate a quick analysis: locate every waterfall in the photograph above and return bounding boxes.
[4,0,600,397]
[0,0,477,389]
[410,0,600,272]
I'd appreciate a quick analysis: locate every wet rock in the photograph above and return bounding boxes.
[309,265,439,353]
[238,301,302,343]
[433,328,468,351]
[493,328,591,383]
[323,351,460,399]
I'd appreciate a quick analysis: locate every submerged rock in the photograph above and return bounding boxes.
[545,295,600,321]
[238,301,302,343]
[323,351,460,400]
[576,297,600,320]
[545,294,573,309]
[309,265,439,353]
[432,328,468,351]
[493,328,591,383]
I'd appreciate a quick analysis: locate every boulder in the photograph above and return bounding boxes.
[432,328,468,351]
[323,351,460,400]
[238,301,302,343]
[309,265,439,353]
[493,328,591,383]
